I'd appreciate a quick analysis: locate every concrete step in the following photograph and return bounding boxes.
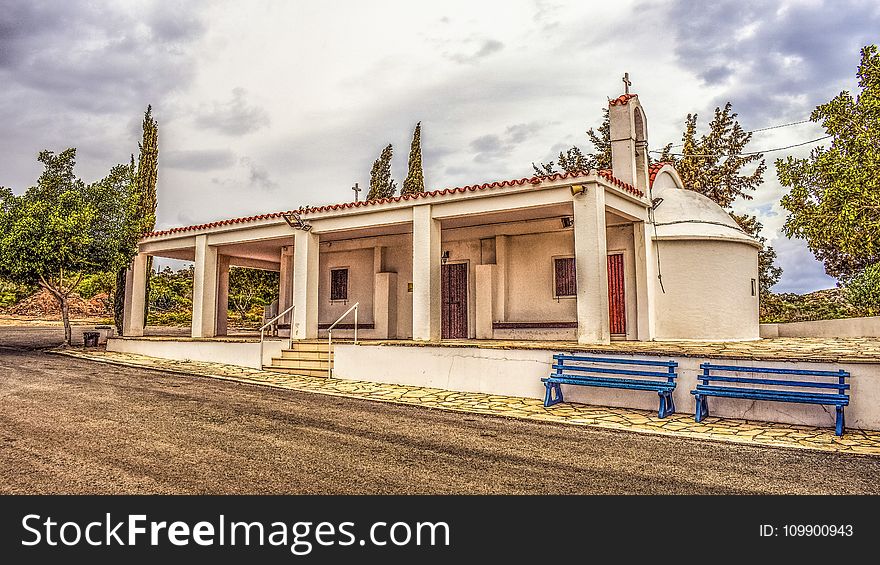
[287,341,332,353]
[266,366,330,378]
[270,357,330,371]
[280,349,332,361]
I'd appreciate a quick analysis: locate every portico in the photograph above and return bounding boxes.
[120,92,761,360]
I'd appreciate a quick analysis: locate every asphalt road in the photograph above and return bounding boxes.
[1,326,879,494]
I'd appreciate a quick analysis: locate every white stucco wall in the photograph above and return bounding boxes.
[315,235,414,339]
[384,239,414,338]
[333,344,880,431]
[319,248,375,325]
[653,239,759,340]
[761,316,880,338]
[107,337,284,369]
[506,231,577,323]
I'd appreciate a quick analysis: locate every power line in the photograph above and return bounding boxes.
[662,119,814,149]
[748,119,811,133]
[649,135,832,157]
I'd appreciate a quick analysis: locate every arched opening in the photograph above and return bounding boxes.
[633,106,649,188]
[633,107,646,142]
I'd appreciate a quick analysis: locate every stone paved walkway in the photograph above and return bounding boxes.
[55,348,880,456]
[362,337,880,364]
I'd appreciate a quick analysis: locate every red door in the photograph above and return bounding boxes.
[441,263,468,339]
[607,254,626,336]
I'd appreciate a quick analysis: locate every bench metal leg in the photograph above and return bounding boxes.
[543,382,563,407]
[694,395,709,423]
[657,391,675,418]
[835,405,845,437]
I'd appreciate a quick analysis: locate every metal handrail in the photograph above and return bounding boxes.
[259,304,294,369]
[327,302,359,376]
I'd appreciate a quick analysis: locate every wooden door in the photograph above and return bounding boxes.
[441,262,468,339]
[607,253,626,336]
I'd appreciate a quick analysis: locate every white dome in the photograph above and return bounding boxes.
[650,185,761,248]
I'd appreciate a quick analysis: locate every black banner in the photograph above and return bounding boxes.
[1,496,875,563]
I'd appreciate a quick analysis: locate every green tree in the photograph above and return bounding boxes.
[659,103,767,208]
[0,278,35,308]
[367,143,396,200]
[401,122,425,196]
[533,109,611,176]
[0,149,127,344]
[778,45,880,281]
[228,267,280,323]
[846,263,880,316]
[78,271,116,313]
[149,266,193,312]
[114,106,159,333]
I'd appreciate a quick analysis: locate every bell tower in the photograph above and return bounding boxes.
[609,74,649,193]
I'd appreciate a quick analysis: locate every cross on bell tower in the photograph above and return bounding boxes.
[352,182,362,202]
[622,72,632,95]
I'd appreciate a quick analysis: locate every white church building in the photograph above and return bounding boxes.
[108,91,880,434]
[120,92,761,352]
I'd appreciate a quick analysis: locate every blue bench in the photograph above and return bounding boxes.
[692,363,850,436]
[542,354,679,418]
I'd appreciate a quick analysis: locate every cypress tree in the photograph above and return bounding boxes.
[113,105,158,333]
[401,122,425,196]
[367,144,396,200]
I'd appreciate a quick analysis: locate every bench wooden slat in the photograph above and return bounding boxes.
[700,363,848,378]
[552,363,673,379]
[693,386,848,404]
[546,375,675,391]
[696,375,850,390]
[555,354,676,368]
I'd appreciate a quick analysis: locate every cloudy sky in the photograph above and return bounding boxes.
[1,0,878,292]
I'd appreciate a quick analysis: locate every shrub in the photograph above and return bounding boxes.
[846,264,880,317]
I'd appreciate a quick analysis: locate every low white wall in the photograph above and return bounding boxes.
[107,338,284,369]
[761,316,880,338]
[333,344,880,431]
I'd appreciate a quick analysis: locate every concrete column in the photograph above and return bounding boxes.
[373,272,398,338]
[292,230,319,340]
[494,235,509,322]
[633,221,656,341]
[215,255,230,336]
[573,185,610,344]
[475,264,496,339]
[191,234,219,338]
[412,204,441,341]
[373,246,385,273]
[122,253,149,337]
[278,244,294,327]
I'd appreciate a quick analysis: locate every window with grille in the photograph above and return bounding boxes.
[554,257,576,298]
[330,268,349,301]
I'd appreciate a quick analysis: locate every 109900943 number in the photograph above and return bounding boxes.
[783,524,853,537]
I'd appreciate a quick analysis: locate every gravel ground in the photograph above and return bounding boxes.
[1,326,879,494]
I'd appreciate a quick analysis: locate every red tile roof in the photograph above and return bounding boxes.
[300,175,543,214]
[145,212,288,237]
[648,161,673,187]
[144,167,659,238]
[597,169,641,197]
[300,168,644,213]
[609,93,636,106]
